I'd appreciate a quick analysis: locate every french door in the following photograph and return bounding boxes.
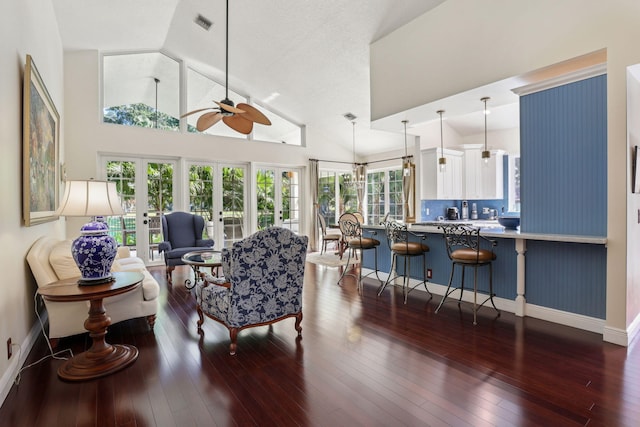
[103,156,177,265]
[255,166,302,233]
[188,162,248,249]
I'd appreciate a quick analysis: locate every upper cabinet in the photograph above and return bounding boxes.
[421,148,464,200]
[463,148,505,200]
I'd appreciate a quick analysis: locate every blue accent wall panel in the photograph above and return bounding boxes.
[525,241,606,318]
[520,75,607,236]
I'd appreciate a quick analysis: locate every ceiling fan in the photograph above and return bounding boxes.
[181,0,271,135]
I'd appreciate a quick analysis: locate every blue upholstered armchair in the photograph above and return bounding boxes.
[195,227,308,355]
[158,211,214,282]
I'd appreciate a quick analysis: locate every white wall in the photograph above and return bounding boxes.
[370,0,640,342]
[0,0,64,400]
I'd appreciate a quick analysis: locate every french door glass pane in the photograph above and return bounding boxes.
[222,167,245,246]
[388,169,404,222]
[281,170,299,232]
[367,171,385,224]
[257,169,275,230]
[147,162,174,260]
[106,160,136,248]
[318,172,337,225]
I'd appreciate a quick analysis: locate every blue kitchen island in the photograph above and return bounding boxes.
[360,223,607,333]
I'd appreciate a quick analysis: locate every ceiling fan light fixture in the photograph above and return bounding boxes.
[182,0,270,135]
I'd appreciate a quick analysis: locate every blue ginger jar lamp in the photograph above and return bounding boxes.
[57,180,124,284]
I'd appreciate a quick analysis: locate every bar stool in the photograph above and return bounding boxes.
[378,221,432,303]
[435,224,500,325]
[337,212,382,292]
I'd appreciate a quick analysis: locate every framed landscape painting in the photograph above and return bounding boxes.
[23,54,60,226]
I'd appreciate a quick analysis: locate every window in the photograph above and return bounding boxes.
[317,170,359,225]
[103,52,180,131]
[365,168,404,223]
[252,107,302,146]
[388,169,404,221]
[367,171,385,224]
[103,52,305,145]
[508,155,521,212]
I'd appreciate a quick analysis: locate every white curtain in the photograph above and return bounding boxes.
[310,159,319,251]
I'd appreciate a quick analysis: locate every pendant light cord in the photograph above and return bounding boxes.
[225,0,229,100]
[352,121,356,165]
[402,120,408,158]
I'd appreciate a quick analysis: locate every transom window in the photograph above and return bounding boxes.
[103,52,304,145]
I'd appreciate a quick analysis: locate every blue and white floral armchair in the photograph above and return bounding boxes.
[195,227,308,355]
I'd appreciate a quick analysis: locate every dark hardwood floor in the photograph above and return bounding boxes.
[2,262,639,426]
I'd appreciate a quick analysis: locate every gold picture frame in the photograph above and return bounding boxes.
[23,54,60,226]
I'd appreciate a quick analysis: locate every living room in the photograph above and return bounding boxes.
[4,0,640,425]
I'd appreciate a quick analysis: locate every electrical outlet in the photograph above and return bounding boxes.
[7,338,12,359]
[427,269,433,279]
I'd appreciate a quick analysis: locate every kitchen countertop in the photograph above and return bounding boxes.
[363,221,607,245]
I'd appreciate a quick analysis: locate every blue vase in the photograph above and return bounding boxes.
[71,220,118,284]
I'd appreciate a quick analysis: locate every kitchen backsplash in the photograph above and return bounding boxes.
[420,199,507,221]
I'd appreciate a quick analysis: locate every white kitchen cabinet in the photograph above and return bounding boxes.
[463,149,504,200]
[421,148,463,200]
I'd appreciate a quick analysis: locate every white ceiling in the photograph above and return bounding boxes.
[52,0,521,156]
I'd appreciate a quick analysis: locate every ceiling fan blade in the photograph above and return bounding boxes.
[180,107,217,119]
[237,103,272,125]
[223,114,253,135]
[215,101,246,114]
[196,112,223,131]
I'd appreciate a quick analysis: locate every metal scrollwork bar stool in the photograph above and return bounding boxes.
[378,221,432,303]
[337,213,382,292]
[435,223,500,325]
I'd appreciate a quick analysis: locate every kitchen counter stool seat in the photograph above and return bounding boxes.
[435,224,500,324]
[378,221,432,303]
[337,213,382,292]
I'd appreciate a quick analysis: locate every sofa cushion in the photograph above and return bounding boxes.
[48,240,80,280]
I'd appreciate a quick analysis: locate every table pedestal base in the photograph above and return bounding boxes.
[58,344,138,381]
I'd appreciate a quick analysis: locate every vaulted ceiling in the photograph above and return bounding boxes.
[53,0,520,155]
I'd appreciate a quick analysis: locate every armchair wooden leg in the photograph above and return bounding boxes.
[146,314,156,330]
[166,266,175,283]
[48,338,59,350]
[196,306,204,330]
[229,328,239,355]
[295,312,303,336]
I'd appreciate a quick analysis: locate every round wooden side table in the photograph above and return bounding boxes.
[38,271,143,381]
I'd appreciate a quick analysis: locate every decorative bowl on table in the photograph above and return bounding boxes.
[498,216,520,229]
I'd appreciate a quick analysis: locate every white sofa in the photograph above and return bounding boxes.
[26,236,160,345]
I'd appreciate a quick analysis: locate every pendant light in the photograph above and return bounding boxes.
[402,120,411,176]
[437,110,446,172]
[481,97,491,164]
[402,120,416,223]
[351,120,365,189]
[154,77,160,129]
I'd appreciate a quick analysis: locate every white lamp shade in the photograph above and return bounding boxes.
[57,180,124,217]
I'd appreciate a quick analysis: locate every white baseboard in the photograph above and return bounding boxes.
[364,271,611,339]
[0,312,47,407]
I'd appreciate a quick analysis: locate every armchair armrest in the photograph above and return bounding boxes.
[200,272,230,288]
[196,239,214,248]
[158,241,172,253]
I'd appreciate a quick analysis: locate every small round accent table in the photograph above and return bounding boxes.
[38,271,143,381]
[181,250,222,289]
